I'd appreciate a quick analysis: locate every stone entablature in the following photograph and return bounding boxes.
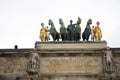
[0,41,120,80]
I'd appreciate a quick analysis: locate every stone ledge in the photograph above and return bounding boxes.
[19,77,43,80]
[99,77,120,80]
[35,41,107,50]
[41,73,99,76]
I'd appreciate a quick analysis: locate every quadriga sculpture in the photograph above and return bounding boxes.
[82,19,92,41]
[40,23,49,41]
[59,18,69,41]
[48,19,60,41]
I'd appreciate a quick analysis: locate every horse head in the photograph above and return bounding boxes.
[77,17,82,25]
[48,19,52,25]
[59,18,64,26]
[48,19,54,27]
[86,18,92,26]
[48,19,59,41]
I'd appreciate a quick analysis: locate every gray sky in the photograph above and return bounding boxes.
[0,0,120,48]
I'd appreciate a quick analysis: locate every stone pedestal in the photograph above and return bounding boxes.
[35,41,107,50]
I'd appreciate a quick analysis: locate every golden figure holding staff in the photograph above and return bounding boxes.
[39,23,49,41]
[93,21,102,41]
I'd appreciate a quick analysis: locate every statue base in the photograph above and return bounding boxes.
[35,41,107,50]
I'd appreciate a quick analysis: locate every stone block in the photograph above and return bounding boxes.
[35,41,107,50]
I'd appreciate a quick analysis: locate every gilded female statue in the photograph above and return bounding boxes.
[93,21,102,41]
[40,23,49,41]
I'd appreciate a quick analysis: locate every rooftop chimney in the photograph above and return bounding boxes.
[15,45,18,49]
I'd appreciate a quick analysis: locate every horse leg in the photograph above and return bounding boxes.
[51,34,55,41]
[66,33,69,41]
[56,33,59,41]
[82,32,85,41]
[77,33,80,41]
[86,34,89,41]
[61,33,64,41]
[53,34,56,41]
[63,33,66,41]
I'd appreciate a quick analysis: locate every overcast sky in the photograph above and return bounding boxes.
[0,0,120,49]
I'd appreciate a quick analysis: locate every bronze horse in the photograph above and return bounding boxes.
[48,19,59,41]
[82,19,92,41]
[59,18,69,41]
